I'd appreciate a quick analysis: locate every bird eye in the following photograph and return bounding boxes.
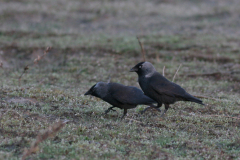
[139,66,142,68]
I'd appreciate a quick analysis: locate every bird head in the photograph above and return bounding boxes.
[130,61,156,77]
[84,82,108,98]
[84,84,96,96]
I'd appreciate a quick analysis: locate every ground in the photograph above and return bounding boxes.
[0,0,240,159]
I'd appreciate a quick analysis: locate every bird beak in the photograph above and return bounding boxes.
[84,90,91,95]
[130,66,138,72]
[84,84,96,95]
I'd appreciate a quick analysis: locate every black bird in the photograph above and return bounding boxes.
[130,61,204,116]
[84,82,156,119]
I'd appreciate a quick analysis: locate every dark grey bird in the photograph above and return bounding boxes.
[130,61,204,116]
[84,82,156,119]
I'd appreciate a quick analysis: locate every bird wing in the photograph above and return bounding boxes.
[111,86,154,105]
[111,89,135,105]
[149,73,186,99]
[107,83,136,105]
[146,72,204,105]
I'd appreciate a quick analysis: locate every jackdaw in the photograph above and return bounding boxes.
[84,82,156,119]
[130,61,204,116]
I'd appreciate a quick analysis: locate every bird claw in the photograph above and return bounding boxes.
[111,109,117,112]
[141,106,161,114]
[104,107,117,115]
[140,107,151,114]
[160,110,167,117]
[120,116,125,120]
[154,108,162,113]
[103,110,110,115]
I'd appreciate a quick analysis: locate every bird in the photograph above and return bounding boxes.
[84,82,157,119]
[130,61,204,116]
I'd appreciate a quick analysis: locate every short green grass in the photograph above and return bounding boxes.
[1,0,240,159]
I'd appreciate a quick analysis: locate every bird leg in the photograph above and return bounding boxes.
[160,104,169,117]
[141,104,162,114]
[120,109,127,120]
[104,106,117,115]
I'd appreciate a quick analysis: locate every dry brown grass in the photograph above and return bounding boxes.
[18,47,51,86]
[21,120,67,160]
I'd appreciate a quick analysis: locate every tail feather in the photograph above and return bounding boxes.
[183,92,205,105]
[188,96,205,105]
[139,95,157,105]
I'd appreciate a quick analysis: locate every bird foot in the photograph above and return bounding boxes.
[160,110,167,117]
[108,108,117,112]
[104,108,117,115]
[120,115,125,120]
[141,106,161,114]
[140,107,150,114]
[160,113,165,117]
[154,108,162,113]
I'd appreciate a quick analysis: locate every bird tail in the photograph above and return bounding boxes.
[188,96,205,105]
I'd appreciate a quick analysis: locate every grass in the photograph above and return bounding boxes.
[1,0,240,159]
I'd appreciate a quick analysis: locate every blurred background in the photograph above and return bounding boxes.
[1,0,240,36]
[1,0,240,86]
